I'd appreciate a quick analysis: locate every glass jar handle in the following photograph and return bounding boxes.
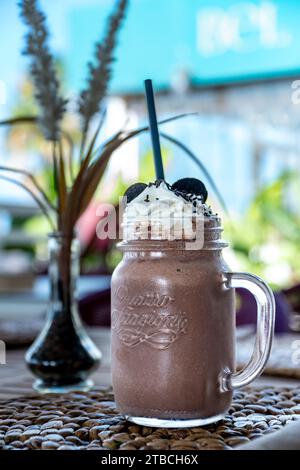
[220,272,275,392]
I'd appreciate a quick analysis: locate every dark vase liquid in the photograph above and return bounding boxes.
[26,234,101,393]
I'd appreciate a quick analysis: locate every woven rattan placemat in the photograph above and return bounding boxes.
[0,386,300,450]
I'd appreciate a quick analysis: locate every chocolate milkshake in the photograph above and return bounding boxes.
[111,179,275,427]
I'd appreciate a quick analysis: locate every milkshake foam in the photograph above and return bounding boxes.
[123,180,215,241]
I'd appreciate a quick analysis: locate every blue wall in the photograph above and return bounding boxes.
[1,0,300,100]
[67,0,300,92]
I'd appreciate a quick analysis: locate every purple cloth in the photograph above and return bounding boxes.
[79,288,111,327]
[236,288,290,333]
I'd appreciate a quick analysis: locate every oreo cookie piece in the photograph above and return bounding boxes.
[124,183,147,203]
[171,178,208,203]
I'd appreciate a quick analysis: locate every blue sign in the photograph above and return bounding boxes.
[67,0,300,93]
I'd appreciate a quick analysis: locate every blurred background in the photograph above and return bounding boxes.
[1,0,300,340]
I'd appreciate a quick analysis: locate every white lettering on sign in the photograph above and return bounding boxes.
[197,1,292,56]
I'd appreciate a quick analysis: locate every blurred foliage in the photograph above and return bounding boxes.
[226,171,300,290]
[105,247,122,272]
[22,156,300,285]
[24,145,171,273]
[5,74,300,286]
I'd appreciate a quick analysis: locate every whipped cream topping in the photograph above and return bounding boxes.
[123,181,214,241]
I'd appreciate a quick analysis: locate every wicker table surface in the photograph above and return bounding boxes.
[1,328,300,451]
[0,386,300,450]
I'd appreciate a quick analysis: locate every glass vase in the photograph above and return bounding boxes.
[26,233,101,393]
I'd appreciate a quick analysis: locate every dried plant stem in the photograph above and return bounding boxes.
[78,0,128,158]
[0,116,37,126]
[0,115,75,152]
[59,235,73,306]
[79,109,107,173]
[77,134,124,218]
[79,108,107,163]
[51,141,60,228]
[0,116,75,185]
[19,0,67,141]
[79,128,88,161]
[62,116,112,236]
[0,165,56,212]
[0,174,55,229]
[62,132,122,238]
[58,140,67,215]
[62,132,75,183]
[101,112,199,149]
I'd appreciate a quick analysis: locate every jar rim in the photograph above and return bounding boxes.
[117,239,228,251]
[119,215,226,250]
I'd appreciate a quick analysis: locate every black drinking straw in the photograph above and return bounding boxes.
[144,79,165,180]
